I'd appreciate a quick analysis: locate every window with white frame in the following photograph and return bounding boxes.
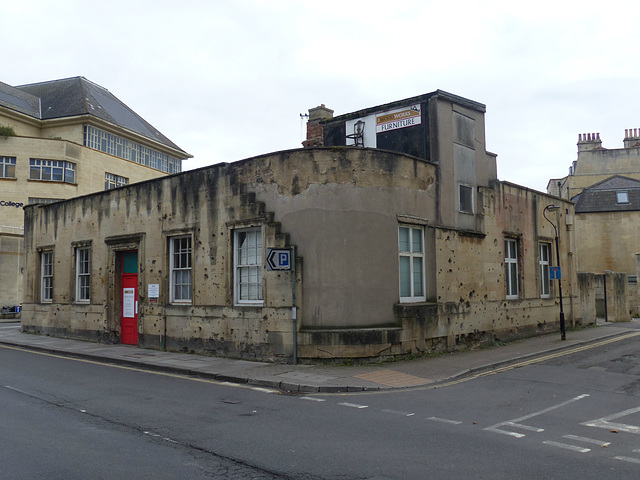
[234,228,263,304]
[105,172,129,190]
[170,236,192,303]
[398,226,426,302]
[40,251,53,302]
[505,238,519,299]
[459,184,474,214]
[0,156,16,178]
[30,159,75,183]
[75,247,91,302]
[539,242,551,298]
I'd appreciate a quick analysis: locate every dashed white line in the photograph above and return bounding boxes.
[338,402,368,409]
[563,435,610,447]
[615,456,640,464]
[381,409,415,417]
[300,397,326,402]
[543,441,590,453]
[427,416,462,425]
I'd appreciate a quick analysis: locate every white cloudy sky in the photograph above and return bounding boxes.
[4,0,640,192]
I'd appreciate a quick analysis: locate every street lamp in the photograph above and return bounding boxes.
[543,205,566,340]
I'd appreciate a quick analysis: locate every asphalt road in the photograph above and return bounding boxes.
[2,334,640,479]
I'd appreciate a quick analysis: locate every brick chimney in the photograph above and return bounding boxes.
[302,104,333,148]
[577,132,602,152]
[623,128,640,148]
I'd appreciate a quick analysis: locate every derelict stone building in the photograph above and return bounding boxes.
[21,91,581,362]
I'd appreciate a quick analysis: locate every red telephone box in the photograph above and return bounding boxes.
[121,251,138,345]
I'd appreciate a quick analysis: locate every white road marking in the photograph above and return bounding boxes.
[485,394,590,438]
[143,431,178,444]
[250,387,278,394]
[381,409,415,417]
[338,402,368,409]
[300,397,326,402]
[427,416,462,425]
[563,435,610,447]
[3,385,29,395]
[615,456,640,464]
[583,406,640,435]
[507,422,544,432]
[543,441,590,453]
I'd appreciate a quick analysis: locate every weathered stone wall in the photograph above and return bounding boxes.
[22,147,582,362]
[0,133,172,306]
[574,210,640,274]
[578,273,597,325]
[22,148,438,361]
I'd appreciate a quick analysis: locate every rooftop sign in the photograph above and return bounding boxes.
[376,104,421,133]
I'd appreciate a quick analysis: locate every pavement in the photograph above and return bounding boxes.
[1,319,639,393]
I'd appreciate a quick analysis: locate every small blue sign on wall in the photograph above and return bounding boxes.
[550,266,561,280]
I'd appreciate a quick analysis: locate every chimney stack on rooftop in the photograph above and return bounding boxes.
[577,132,602,152]
[623,128,640,148]
[302,104,334,148]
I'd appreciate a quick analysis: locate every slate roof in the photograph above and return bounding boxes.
[0,81,41,118]
[574,175,640,213]
[2,77,187,156]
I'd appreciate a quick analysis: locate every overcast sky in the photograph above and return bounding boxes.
[4,0,640,192]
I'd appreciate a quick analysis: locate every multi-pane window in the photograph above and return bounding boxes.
[170,236,192,302]
[29,159,75,183]
[235,228,263,304]
[539,243,551,298]
[40,251,53,302]
[83,125,181,174]
[399,226,426,302]
[505,238,519,299]
[105,172,129,190]
[459,184,473,214]
[76,247,91,302]
[0,156,16,178]
[28,197,61,205]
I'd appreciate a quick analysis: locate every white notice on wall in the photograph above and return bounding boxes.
[123,288,135,318]
[148,284,160,298]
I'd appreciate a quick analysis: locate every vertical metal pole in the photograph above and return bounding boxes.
[291,246,297,365]
[555,235,566,340]
[603,274,608,323]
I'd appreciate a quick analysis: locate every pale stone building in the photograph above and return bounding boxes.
[21,91,580,362]
[548,130,640,317]
[0,77,191,311]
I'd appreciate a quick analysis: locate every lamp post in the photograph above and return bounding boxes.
[543,205,566,340]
